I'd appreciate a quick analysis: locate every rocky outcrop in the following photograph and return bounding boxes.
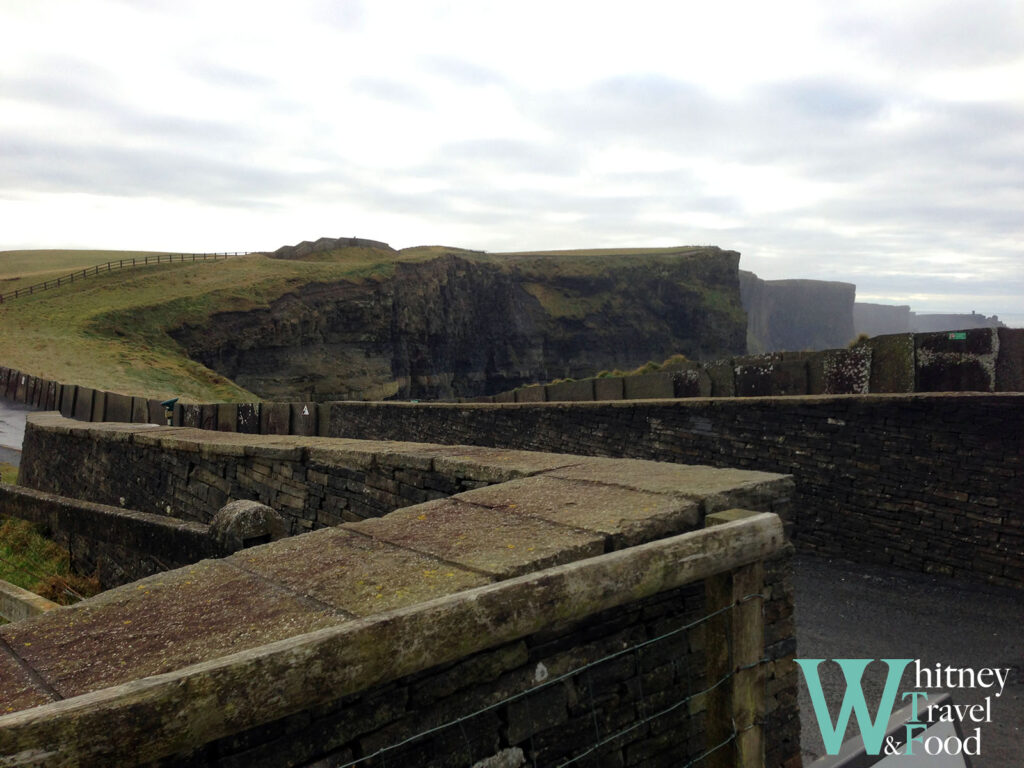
[740,271,856,352]
[171,247,747,401]
[269,237,394,260]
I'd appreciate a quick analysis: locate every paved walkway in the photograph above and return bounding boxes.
[0,400,34,465]
[794,553,1022,768]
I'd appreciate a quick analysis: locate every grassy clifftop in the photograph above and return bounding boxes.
[0,243,744,402]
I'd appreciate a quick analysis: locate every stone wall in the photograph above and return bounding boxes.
[321,393,1024,588]
[3,417,798,767]
[485,326,1024,403]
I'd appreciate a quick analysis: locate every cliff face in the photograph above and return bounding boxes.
[171,248,747,401]
[853,303,1006,337]
[740,271,856,353]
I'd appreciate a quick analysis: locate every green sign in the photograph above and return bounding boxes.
[948,332,967,340]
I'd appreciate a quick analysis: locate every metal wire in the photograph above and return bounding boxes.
[334,592,768,768]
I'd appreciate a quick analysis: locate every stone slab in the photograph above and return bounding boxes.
[0,559,341,700]
[147,399,167,426]
[546,458,792,516]
[916,328,997,392]
[59,385,76,418]
[290,402,318,436]
[261,403,291,435]
[237,403,261,434]
[493,390,516,404]
[457,475,701,549]
[216,403,238,432]
[0,651,56,714]
[866,333,915,392]
[181,404,202,428]
[995,328,1024,392]
[767,359,808,396]
[228,527,491,617]
[811,347,872,395]
[130,397,148,424]
[672,368,711,398]
[104,392,133,423]
[544,379,594,402]
[514,386,546,403]
[348,498,605,579]
[200,404,218,431]
[623,372,674,400]
[734,359,773,397]
[72,387,94,422]
[90,391,107,422]
[593,376,624,401]
[703,361,735,398]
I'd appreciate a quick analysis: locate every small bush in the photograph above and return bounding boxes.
[848,333,871,348]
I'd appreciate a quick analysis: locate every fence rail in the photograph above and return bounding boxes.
[0,252,248,304]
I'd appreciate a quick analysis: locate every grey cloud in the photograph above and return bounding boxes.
[351,77,428,107]
[830,1,1024,67]
[422,57,508,88]
[430,139,584,175]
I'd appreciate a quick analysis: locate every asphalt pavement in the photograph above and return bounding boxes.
[793,553,1022,767]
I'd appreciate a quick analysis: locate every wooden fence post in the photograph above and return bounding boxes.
[704,509,766,768]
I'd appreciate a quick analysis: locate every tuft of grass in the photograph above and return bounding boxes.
[848,333,871,348]
[0,517,102,604]
[0,463,16,484]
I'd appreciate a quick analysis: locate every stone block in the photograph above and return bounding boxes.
[493,390,516,403]
[514,385,546,403]
[104,393,133,423]
[200,404,218,431]
[73,388,94,421]
[623,372,674,400]
[544,379,594,402]
[768,359,808,395]
[1,369,15,399]
[916,328,997,392]
[291,402,318,436]
[182,404,202,428]
[733,356,774,397]
[91,391,107,422]
[810,348,871,394]
[130,397,148,423]
[261,402,291,434]
[26,377,39,407]
[14,373,29,403]
[147,399,167,426]
[172,403,185,426]
[594,376,624,401]
[59,385,76,418]
[671,367,712,398]
[468,395,494,403]
[44,381,59,410]
[216,403,238,432]
[237,403,260,434]
[996,328,1024,392]
[866,333,915,393]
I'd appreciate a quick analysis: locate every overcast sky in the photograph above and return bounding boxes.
[1,0,1022,318]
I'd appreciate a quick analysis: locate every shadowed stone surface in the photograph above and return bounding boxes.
[457,475,700,548]
[545,459,792,515]
[348,498,606,578]
[210,499,287,552]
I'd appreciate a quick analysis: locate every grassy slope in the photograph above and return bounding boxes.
[0,244,729,402]
[0,250,425,401]
[0,249,167,295]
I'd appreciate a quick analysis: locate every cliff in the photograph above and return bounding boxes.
[170,244,747,401]
[854,302,1006,336]
[740,271,856,353]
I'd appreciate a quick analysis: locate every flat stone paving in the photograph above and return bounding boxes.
[0,423,791,719]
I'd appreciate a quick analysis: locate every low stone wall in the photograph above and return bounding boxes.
[483,326,1023,403]
[2,418,798,767]
[321,393,1024,588]
[0,481,214,588]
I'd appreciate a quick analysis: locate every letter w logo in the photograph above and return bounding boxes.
[795,658,912,755]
